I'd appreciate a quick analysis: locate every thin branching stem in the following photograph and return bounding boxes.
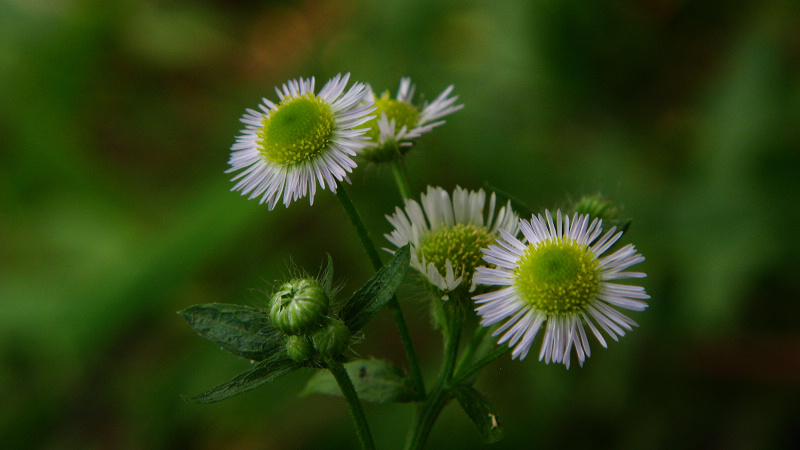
[327,359,375,450]
[335,186,426,398]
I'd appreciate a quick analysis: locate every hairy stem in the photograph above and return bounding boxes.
[389,159,412,200]
[453,323,489,377]
[454,345,511,385]
[405,303,463,450]
[335,186,426,398]
[327,359,375,450]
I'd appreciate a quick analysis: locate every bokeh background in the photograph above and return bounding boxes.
[2,0,800,448]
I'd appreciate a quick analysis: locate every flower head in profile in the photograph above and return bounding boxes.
[473,210,649,368]
[227,74,375,209]
[385,186,519,298]
[361,78,463,162]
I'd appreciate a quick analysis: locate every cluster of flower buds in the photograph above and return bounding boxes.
[269,278,351,362]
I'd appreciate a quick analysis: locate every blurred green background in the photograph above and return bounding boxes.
[2,0,799,448]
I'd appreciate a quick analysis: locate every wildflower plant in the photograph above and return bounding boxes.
[180,75,650,450]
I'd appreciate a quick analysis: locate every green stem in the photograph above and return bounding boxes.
[405,389,452,450]
[335,186,426,398]
[389,159,412,200]
[327,359,375,450]
[404,304,462,450]
[389,300,426,398]
[336,186,383,270]
[442,306,463,384]
[453,323,489,377]
[454,345,511,385]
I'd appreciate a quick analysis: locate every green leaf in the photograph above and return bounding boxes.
[186,353,301,404]
[453,385,504,444]
[340,245,410,332]
[178,303,284,361]
[301,359,418,403]
[321,253,335,293]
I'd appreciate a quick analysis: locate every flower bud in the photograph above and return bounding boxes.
[311,318,351,358]
[285,335,315,362]
[270,279,330,336]
[571,194,620,222]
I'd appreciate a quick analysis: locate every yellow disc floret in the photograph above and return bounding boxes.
[514,238,602,315]
[364,92,420,141]
[257,94,335,165]
[419,224,494,283]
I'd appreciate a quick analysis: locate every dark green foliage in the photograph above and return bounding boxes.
[340,245,410,333]
[185,353,301,404]
[180,248,410,404]
[178,304,284,361]
[453,385,504,444]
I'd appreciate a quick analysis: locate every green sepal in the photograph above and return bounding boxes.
[301,359,419,403]
[178,303,283,361]
[185,353,301,404]
[321,253,335,293]
[452,385,505,444]
[340,245,410,333]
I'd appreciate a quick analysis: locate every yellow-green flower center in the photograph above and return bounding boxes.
[364,93,420,141]
[419,224,494,283]
[257,93,335,165]
[514,238,602,315]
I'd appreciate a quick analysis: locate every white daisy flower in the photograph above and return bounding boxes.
[473,210,649,368]
[362,78,463,162]
[227,73,375,209]
[385,186,519,297]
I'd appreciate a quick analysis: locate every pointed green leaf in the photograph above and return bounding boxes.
[340,245,410,332]
[186,353,301,404]
[178,303,283,361]
[301,359,418,403]
[321,253,335,293]
[453,385,505,444]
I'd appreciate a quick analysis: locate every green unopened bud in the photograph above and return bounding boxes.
[362,141,402,163]
[572,194,620,222]
[311,318,351,358]
[285,335,315,362]
[270,279,330,336]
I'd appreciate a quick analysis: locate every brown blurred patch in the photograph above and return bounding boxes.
[691,334,800,384]
[242,0,355,77]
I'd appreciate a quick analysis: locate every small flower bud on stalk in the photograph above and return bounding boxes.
[285,335,315,362]
[270,279,330,336]
[312,318,351,358]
